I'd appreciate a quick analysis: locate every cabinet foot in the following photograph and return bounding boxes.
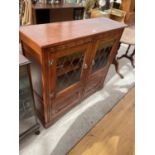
[112,58,124,79]
[35,130,40,135]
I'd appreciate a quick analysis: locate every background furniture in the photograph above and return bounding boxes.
[32,3,84,24]
[19,54,40,140]
[89,0,126,23]
[121,0,135,25]
[85,0,110,18]
[90,8,110,18]
[91,8,126,23]
[20,18,126,128]
[20,0,33,25]
[105,8,126,22]
[113,26,135,78]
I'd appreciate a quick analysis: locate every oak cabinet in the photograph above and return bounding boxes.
[20,18,126,128]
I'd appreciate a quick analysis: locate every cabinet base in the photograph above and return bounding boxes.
[40,84,105,128]
[19,123,40,141]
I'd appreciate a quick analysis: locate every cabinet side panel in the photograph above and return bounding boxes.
[22,43,44,121]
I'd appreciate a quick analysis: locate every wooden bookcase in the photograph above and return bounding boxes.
[20,18,126,128]
[121,0,135,24]
[32,3,84,24]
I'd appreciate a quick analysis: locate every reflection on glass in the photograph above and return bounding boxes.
[92,42,113,73]
[56,51,84,92]
[19,67,34,120]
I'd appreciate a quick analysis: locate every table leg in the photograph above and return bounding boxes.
[130,49,135,68]
[117,44,130,59]
[112,57,124,79]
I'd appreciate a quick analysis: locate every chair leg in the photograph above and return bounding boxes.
[117,44,135,68]
[112,58,124,79]
[129,49,135,68]
[117,44,130,60]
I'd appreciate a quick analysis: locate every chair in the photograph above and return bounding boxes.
[105,8,126,23]
[90,1,126,23]
[113,26,135,78]
[90,8,110,18]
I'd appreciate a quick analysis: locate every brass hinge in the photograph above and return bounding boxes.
[49,92,55,98]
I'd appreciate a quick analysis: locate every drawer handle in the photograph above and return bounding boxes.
[83,63,88,69]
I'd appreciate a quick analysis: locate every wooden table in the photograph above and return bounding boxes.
[32,3,84,24]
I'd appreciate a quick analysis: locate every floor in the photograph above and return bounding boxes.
[19,43,135,155]
[68,87,135,155]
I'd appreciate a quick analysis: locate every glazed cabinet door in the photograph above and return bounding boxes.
[48,43,91,116]
[83,38,118,98]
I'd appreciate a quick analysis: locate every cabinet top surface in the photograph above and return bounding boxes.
[32,3,84,9]
[20,18,126,48]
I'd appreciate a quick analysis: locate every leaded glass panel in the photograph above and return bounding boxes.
[56,51,84,92]
[92,42,113,73]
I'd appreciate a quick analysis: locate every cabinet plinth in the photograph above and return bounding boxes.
[20,18,126,128]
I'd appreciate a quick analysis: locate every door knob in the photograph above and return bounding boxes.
[83,63,88,69]
[49,92,55,98]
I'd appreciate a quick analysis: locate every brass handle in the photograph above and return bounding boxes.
[48,59,54,66]
[49,92,55,98]
[83,63,88,69]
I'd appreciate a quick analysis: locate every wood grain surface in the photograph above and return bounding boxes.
[20,18,126,48]
[68,87,135,155]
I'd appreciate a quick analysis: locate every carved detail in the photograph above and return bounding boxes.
[47,38,92,52]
